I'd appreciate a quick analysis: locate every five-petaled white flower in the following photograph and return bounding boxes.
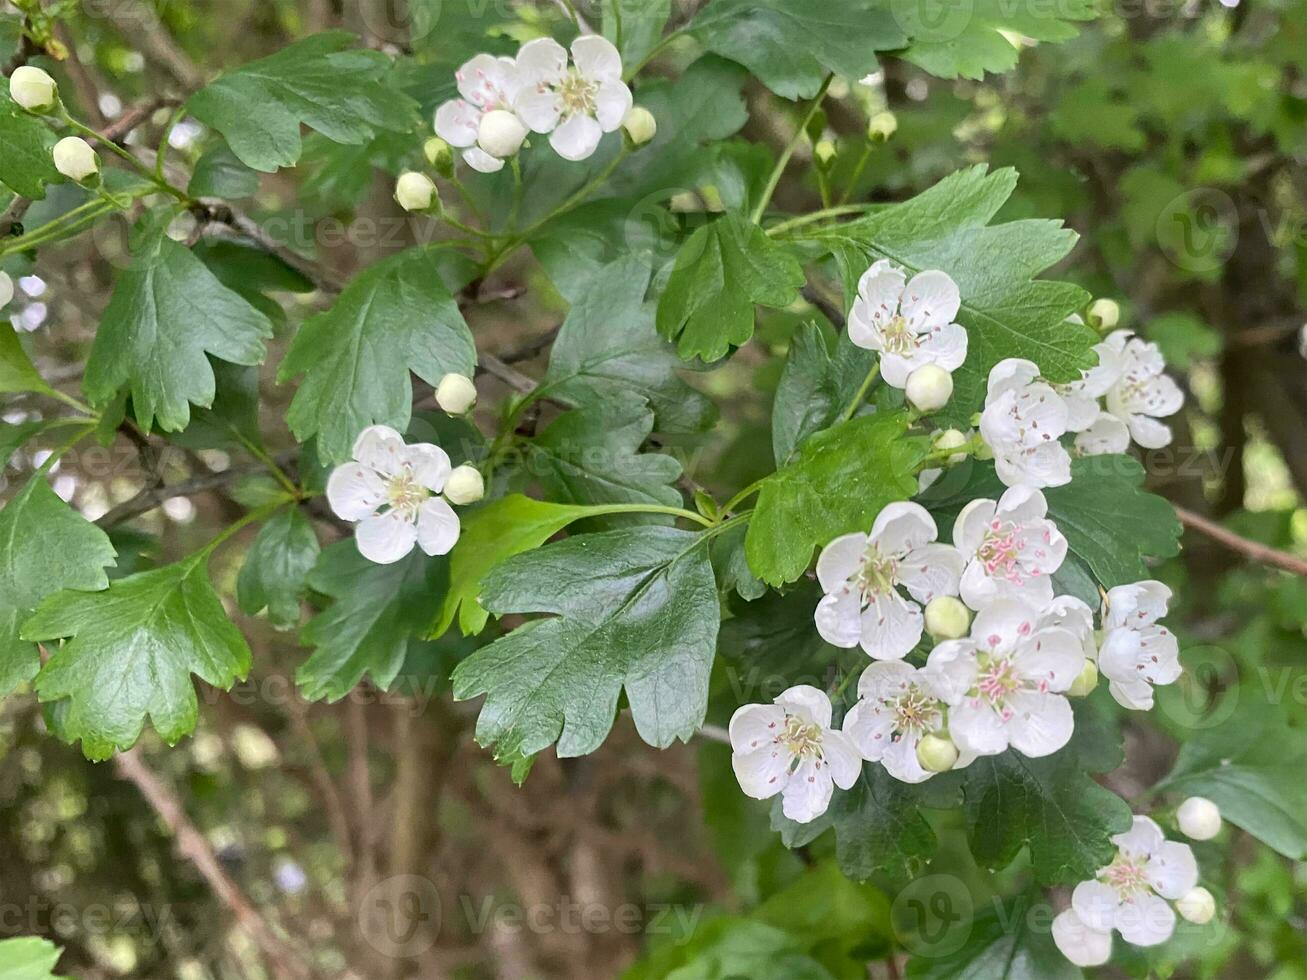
[1096,580,1180,710]
[847,260,968,388]
[729,685,861,824]
[326,425,462,565]
[815,502,965,661]
[1052,815,1200,966]
[1055,328,1124,433]
[843,661,951,783]
[979,358,1072,488]
[953,486,1068,610]
[515,35,632,162]
[1101,330,1184,450]
[434,54,524,173]
[927,597,1086,759]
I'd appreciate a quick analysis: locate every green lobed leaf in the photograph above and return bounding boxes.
[188,142,260,199]
[601,0,671,66]
[0,476,116,696]
[83,214,274,432]
[528,398,683,521]
[452,525,719,758]
[428,495,600,639]
[279,249,476,464]
[905,895,1080,979]
[746,410,928,586]
[656,214,806,362]
[688,0,906,100]
[237,507,320,631]
[0,91,61,199]
[895,0,1097,82]
[0,321,52,395]
[960,702,1133,885]
[540,255,716,433]
[828,767,938,881]
[772,322,878,466]
[802,166,1096,426]
[23,548,253,759]
[0,936,70,980]
[297,541,445,701]
[186,31,416,172]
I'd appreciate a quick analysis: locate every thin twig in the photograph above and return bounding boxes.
[95,460,277,528]
[196,199,347,293]
[478,353,538,395]
[115,748,313,980]
[1174,505,1307,577]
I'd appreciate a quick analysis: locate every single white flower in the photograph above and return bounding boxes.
[843,661,951,783]
[729,685,861,824]
[515,35,633,162]
[1177,796,1221,841]
[622,105,657,145]
[1101,330,1184,449]
[326,425,461,565]
[1053,815,1199,965]
[9,65,57,113]
[979,358,1072,488]
[435,372,477,415]
[434,54,524,173]
[847,260,968,388]
[52,136,100,183]
[953,486,1067,610]
[927,597,1085,759]
[814,502,965,660]
[0,271,12,310]
[1097,580,1180,710]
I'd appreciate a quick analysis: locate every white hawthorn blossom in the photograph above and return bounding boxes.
[979,358,1072,488]
[515,35,633,162]
[847,260,968,388]
[326,425,461,565]
[729,685,861,824]
[1101,330,1184,450]
[815,502,965,660]
[1038,594,1099,664]
[926,597,1086,759]
[953,486,1067,610]
[1097,580,1181,710]
[434,54,524,173]
[843,661,951,783]
[1056,334,1123,432]
[1074,410,1132,457]
[1053,816,1200,966]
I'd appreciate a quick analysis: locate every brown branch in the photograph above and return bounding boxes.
[114,748,313,980]
[95,460,275,528]
[1174,505,1307,578]
[477,353,537,394]
[196,199,347,294]
[98,0,204,91]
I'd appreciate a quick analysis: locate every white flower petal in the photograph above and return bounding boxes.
[971,597,1042,655]
[1053,908,1113,968]
[1004,690,1074,757]
[781,756,835,823]
[897,543,965,605]
[550,112,604,161]
[404,443,452,492]
[456,53,519,108]
[948,697,1009,757]
[954,498,997,554]
[901,270,961,333]
[823,730,863,790]
[514,86,562,133]
[922,640,978,703]
[842,698,897,762]
[815,590,863,648]
[728,703,786,752]
[1147,841,1199,899]
[416,496,460,556]
[463,147,506,173]
[1073,879,1122,933]
[1104,580,1171,628]
[1015,626,1086,692]
[326,463,385,521]
[594,79,633,130]
[1113,815,1166,860]
[1062,390,1102,432]
[855,659,918,702]
[916,321,968,372]
[1127,413,1173,449]
[881,731,932,783]
[1075,411,1131,456]
[1116,892,1176,947]
[995,484,1048,523]
[859,591,923,660]
[878,352,914,389]
[776,685,833,729]
[869,501,938,556]
[352,425,406,474]
[816,532,868,592]
[1108,677,1155,711]
[985,358,1041,404]
[515,37,568,85]
[355,511,418,564]
[732,744,789,799]
[434,99,481,148]
[571,34,623,81]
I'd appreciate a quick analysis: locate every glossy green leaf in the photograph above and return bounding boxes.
[601,0,671,65]
[237,507,320,631]
[0,321,51,395]
[657,214,806,361]
[186,31,416,172]
[905,895,1079,979]
[772,322,878,466]
[279,249,476,464]
[188,142,260,199]
[452,525,719,758]
[0,91,60,199]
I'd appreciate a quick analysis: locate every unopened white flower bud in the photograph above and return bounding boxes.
[622,106,657,145]
[932,428,969,464]
[925,596,971,641]
[435,372,477,416]
[395,171,437,212]
[52,137,100,183]
[916,733,959,773]
[867,110,897,142]
[0,271,13,311]
[1087,298,1120,331]
[906,364,953,412]
[814,139,836,165]
[1177,796,1222,841]
[477,109,527,159]
[1176,886,1216,925]
[444,464,484,505]
[424,136,454,174]
[1067,660,1099,697]
[9,66,58,113]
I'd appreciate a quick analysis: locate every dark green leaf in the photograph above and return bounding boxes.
[905,895,1079,979]
[279,249,475,464]
[188,142,260,199]
[829,766,938,881]
[746,411,927,586]
[237,508,320,630]
[0,936,69,980]
[657,214,806,361]
[0,321,52,395]
[0,91,61,199]
[186,31,416,172]
[601,0,671,66]
[453,525,719,758]
[0,476,116,696]
[772,322,877,465]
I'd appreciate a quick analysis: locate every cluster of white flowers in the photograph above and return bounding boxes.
[326,391,484,564]
[1053,813,1218,966]
[432,36,644,174]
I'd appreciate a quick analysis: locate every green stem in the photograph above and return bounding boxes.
[235,432,298,497]
[721,477,768,517]
[200,499,293,557]
[592,503,716,528]
[839,143,875,206]
[62,115,190,202]
[36,422,98,474]
[625,28,687,79]
[751,75,833,225]
[155,105,186,184]
[765,203,876,238]
[837,363,880,422]
[46,388,96,417]
[0,192,145,258]
[558,0,583,27]
[508,155,524,231]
